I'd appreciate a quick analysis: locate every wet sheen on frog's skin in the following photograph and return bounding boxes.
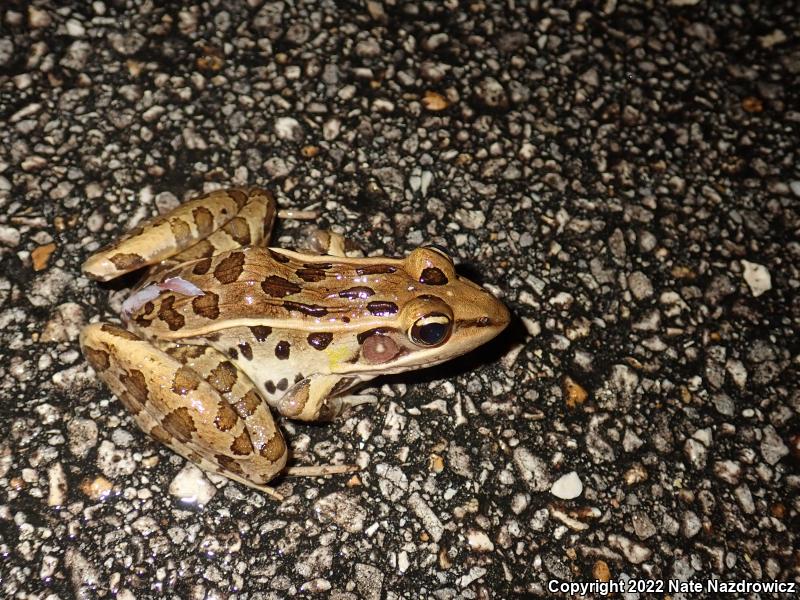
[80,188,510,499]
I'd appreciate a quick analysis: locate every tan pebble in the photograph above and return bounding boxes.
[422,90,449,111]
[670,265,696,279]
[593,560,611,581]
[301,145,320,158]
[562,376,588,408]
[624,463,648,485]
[438,547,452,570]
[428,453,445,473]
[346,474,362,488]
[80,476,114,500]
[32,242,56,271]
[742,96,763,113]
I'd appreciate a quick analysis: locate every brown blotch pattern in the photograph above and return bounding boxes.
[356,264,396,276]
[307,332,333,350]
[192,206,215,236]
[238,341,253,360]
[260,434,286,462]
[162,406,197,442]
[265,380,276,394]
[148,424,172,445]
[158,295,185,331]
[420,266,448,285]
[192,257,212,275]
[275,341,290,360]
[181,239,216,261]
[169,218,192,245]
[207,361,238,393]
[261,275,301,298]
[101,323,140,340]
[295,268,326,282]
[215,454,244,475]
[192,291,220,319]
[268,249,290,263]
[108,252,146,271]
[282,301,328,318]
[223,217,251,246]
[250,325,272,342]
[230,430,254,456]
[214,400,239,432]
[367,300,399,316]
[276,378,288,391]
[228,347,238,359]
[122,369,149,403]
[234,390,260,418]
[338,286,375,299]
[117,390,143,415]
[172,366,202,395]
[84,346,110,371]
[214,251,246,284]
[228,188,248,209]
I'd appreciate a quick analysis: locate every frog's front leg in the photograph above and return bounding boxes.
[276,373,372,421]
[80,322,289,498]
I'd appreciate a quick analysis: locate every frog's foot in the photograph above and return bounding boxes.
[284,464,359,477]
[83,188,278,282]
[299,228,365,258]
[80,322,290,496]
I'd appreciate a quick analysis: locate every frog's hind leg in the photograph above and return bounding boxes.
[82,188,278,282]
[298,229,364,258]
[80,322,289,499]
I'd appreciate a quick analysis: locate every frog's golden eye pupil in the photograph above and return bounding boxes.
[410,313,452,347]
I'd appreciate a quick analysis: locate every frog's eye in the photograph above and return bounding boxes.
[409,313,452,347]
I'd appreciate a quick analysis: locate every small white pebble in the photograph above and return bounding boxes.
[550,471,583,499]
[741,260,771,297]
[168,463,217,506]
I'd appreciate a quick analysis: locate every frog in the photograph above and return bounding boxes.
[79,187,510,499]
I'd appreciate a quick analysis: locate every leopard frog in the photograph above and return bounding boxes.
[80,188,510,498]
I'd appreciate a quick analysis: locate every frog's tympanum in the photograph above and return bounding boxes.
[80,188,510,498]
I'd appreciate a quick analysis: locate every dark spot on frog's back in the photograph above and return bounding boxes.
[276,378,288,391]
[250,325,272,342]
[356,264,396,276]
[109,252,146,271]
[282,301,328,317]
[158,295,185,331]
[420,267,448,285]
[192,291,220,319]
[238,341,253,360]
[268,249,290,263]
[338,286,375,300]
[367,301,399,316]
[307,332,333,350]
[295,268,326,282]
[261,275,301,298]
[213,251,246,284]
[275,341,290,360]
[192,257,212,275]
